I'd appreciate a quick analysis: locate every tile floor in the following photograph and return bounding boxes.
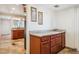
[0,38,25,54]
[58,48,79,54]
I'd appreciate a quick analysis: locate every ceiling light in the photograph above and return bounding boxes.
[16,4,20,5]
[54,5,59,8]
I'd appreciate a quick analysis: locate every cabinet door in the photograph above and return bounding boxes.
[51,46,57,54]
[51,35,56,47]
[56,43,62,52]
[41,42,50,54]
[41,36,50,42]
[55,37,61,44]
[41,36,50,54]
[51,38,56,47]
[61,32,65,48]
[51,44,61,54]
[12,30,18,39]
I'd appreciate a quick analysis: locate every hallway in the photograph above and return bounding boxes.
[0,38,25,54]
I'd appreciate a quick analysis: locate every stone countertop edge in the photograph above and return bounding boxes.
[29,30,65,37]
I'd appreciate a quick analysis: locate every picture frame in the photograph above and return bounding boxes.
[38,11,43,25]
[31,7,37,22]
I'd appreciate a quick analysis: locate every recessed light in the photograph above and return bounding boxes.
[16,4,19,5]
[12,8,15,10]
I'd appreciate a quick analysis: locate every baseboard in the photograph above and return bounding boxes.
[65,46,77,51]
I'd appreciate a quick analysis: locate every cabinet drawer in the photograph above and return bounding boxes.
[51,35,56,39]
[41,43,50,54]
[51,34,61,39]
[12,29,24,39]
[56,34,61,37]
[18,30,24,38]
[41,41,50,46]
[12,31,18,39]
[41,36,50,42]
[55,37,61,44]
[51,39,56,47]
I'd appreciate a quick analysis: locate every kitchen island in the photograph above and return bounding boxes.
[30,29,65,54]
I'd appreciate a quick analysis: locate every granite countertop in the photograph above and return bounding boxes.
[30,29,65,37]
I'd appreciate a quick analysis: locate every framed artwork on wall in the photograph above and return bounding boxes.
[31,7,37,22]
[38,11,43,25]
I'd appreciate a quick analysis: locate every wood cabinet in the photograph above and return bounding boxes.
[50,34,62,53]
[12,29,24,39]
[30,32,65,54]
[41,36,50,54]
[30,35,50,54]
[41,42,50,54]
[61,32,65,48]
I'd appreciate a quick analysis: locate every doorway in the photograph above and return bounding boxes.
[0,14,26,54]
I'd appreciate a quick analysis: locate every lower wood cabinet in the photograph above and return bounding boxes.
[41,42,50,54]
[51,45,57,53]
[61,32,65,48]
[12,29,24,39]
[30,32,65,54]
[50,34,62,53]
[30,36,50,54]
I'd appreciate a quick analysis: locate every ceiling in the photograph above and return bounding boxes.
[0,4,24,15]
[37,4,79,11]
[0,4,78,15]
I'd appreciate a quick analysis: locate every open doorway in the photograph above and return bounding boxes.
[0,4,26,54]
[11,16,26,54]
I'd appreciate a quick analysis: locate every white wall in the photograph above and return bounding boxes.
[0,18,12,41]
[0,19,1,38]
[1,19,12,35]
[76,6,79,51]
[0,4,25,40]
[0,18,24,41]
[26,4,79,53]
[26,4,56,53]
[27,4,56,31]
[55,7,76,49]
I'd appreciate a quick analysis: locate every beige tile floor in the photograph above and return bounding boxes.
[58,48,79,54]
[0,38,25,54]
